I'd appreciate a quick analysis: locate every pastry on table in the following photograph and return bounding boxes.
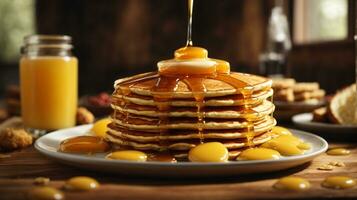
[294,89,325,102]
[274,88,294,102]
[292,82,320,93]
[272,78,325,104]
[80,92,112,117]
[272,78,295,90]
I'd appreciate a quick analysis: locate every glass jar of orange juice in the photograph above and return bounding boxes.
[20,35,78,132]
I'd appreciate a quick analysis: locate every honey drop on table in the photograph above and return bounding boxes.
[64,176,99,191]
[188,142,228,162]
[27,186,64,200]
[106,150,147,162]
[237,148,280,160]
[321,176,356,189]
[326,148,351,156]
[59,136,110,154]
[273,177,311,191]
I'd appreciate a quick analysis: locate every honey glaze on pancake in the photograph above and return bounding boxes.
[113,51,258,147]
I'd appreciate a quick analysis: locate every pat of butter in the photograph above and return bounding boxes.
[157,59,227,75]
[158,59,216,69]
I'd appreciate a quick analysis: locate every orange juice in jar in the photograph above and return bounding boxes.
[20,35,78,131]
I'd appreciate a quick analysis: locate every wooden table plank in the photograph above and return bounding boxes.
[1,144,357,200]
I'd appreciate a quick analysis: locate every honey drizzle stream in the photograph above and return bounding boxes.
[241,89,255,147]
[186,0,194,46]
[183,77,206,143]
[115,73,158,126]
[214,74,257,147]
[151,76,180,150]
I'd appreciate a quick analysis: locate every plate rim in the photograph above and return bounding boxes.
[34,125,328,168]
[292,112,357,129]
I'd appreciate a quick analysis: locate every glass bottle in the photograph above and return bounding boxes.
[259,0,291,77]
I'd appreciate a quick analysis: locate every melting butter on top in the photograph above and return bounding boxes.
[188,142,229,162]
[27,187,64,200]
[106,150,147,162]
[274,177,311,191]
[321,176,356,189]
[261,134,310,156]
[64,176,99,191]
[157,46,230,75]
[327,148,351,156]
[175,46,207,59]
[59,136,110,154]
[237,148,280,160]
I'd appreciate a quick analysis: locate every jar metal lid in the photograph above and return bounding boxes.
[21,35,73,55]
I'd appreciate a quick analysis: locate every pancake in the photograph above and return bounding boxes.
[114,72,272,98]
[107,119,275,142]
[111,99,274,119]
[111,114,275,130]
[113,89,273,107]
[108,68,277,159]
[106,131,274,151]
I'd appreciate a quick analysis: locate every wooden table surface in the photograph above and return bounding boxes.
[1,141,357,200]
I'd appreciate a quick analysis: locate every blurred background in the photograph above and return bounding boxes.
[0,0,355,96]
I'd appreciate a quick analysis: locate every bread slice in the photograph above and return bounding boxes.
[312,107,328,122]
[328,84,357,125]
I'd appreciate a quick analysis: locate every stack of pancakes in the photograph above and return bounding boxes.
[272,78,325,103]
[107,72,277,160]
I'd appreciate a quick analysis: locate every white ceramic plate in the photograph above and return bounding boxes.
[293,113,357,134]
[35,125,328,178]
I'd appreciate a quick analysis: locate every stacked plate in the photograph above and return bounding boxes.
[107,72,276,160]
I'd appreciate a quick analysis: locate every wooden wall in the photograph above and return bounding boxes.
[35,0,276,94]
[289,41,354,94]
[0,0,352,96]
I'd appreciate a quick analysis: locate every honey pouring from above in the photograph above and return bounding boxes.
[58,0,311,162]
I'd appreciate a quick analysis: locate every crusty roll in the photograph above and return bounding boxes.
[328,84,357,125]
